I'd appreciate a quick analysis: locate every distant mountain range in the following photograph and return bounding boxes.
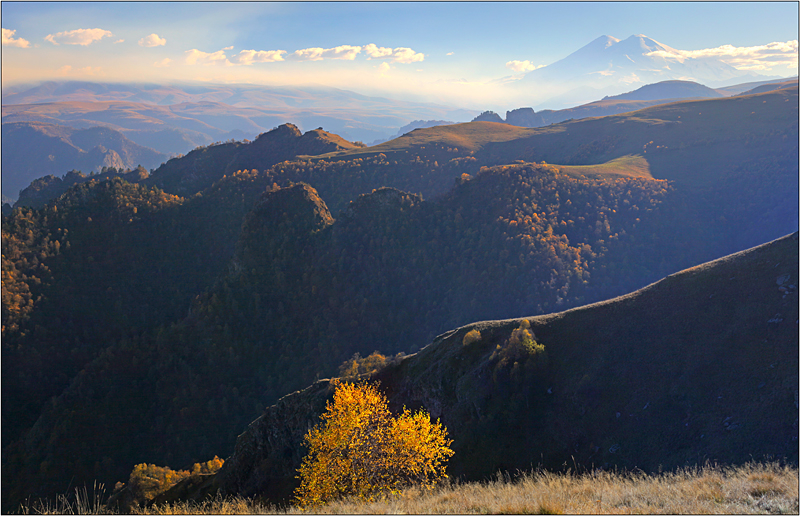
[1,82,478,150]
[506,34,783,109]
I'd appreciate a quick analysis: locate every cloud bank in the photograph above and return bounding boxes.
[646,40,798,71]
[185,49,231,66]
[289,45,362,61]
[505,60,545,72]
[183,43,425,67]
[364,44,425,63]
[234,49,287,65]
[45,28,113,46]
[2,28,30,48]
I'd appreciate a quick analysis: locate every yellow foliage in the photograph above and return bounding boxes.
[462,329,482,346]
[128,463,191,502]
[338,351,388,380]
[294,381,454,507]
[491,320,547,379]
[126,456,224,505]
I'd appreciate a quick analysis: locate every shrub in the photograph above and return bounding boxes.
[294,381,454,507]
[491,320,547,384]
[124,456,224,506]
[462,329,482,346]
[338,351,406,380]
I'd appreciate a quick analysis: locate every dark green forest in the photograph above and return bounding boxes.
[1,87,797,511]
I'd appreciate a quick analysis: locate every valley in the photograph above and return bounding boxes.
[1,81,797,511]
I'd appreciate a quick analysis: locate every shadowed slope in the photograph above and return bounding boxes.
[212,232,798,502]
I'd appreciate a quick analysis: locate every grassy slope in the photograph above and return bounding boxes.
[483,86,798,188]
[314,121,540,159]
[556,155,653,179]
[319,86,796,189]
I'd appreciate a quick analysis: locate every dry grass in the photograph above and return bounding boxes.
[295,463,798,515]
[22,463,798,514]
[18,482,108,515]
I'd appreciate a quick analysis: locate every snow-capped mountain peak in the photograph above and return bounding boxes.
[512,34,770,108]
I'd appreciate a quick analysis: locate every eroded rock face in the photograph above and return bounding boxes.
[472,111,505,123]
[216,380,334,501]
[506,108,545,128]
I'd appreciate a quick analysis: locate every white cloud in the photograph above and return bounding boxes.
[223,46,234,51]
[446,52,454,56]
[505,60,545,72]
[378,62,391,77]
[185,48,232,66]
[364,44,394,59]
[364,43,424,64]
[153,58,172,68]
[2,28,30,48]
[289,45,362,61]
[138,33,166,47]
[646,40,798,71]
[114,39,125,44]
[45,28,113,46]
[391,47,425,64]
[233,49,286,65]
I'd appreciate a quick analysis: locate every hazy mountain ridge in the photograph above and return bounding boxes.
[2,82,478,149]
[603,80,723,101]
[1,121,167,201]
[472,78,796,128]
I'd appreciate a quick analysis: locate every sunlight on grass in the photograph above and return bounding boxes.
[26,462,796,514]
[558,154,653,179]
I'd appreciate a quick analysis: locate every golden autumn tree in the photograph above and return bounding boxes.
[294,381,453,507]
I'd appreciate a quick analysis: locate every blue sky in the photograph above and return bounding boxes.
[2,2,797,105]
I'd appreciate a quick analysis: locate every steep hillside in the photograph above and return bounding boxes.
[1,171,272,448]
[211,232,798,503]
[1,121,166,201]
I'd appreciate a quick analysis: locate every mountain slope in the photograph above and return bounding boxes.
[144,123,363,196]
[1,121,167,200]
[739,78,799,96]
[212,231,798,502]
[481,80,724,129]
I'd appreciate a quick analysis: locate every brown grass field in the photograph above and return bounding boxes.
[23,462,798,514]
